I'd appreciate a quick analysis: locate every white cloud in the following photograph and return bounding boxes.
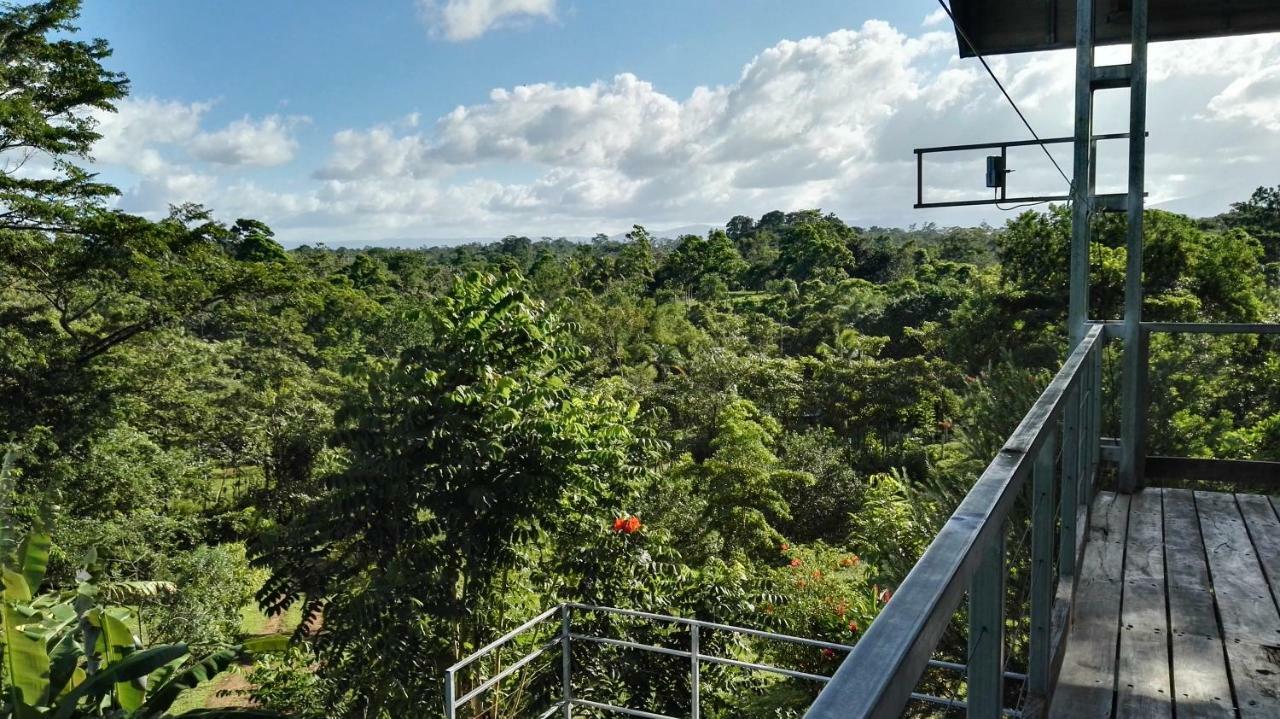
[91,98,211,175]
[418,0,556,41]
[1205,64,1280,131]
[89,24,1280,243]
[922,8,948,28]
[189,115,303,166]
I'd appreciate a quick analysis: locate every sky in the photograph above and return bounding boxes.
[76,0,1280,245]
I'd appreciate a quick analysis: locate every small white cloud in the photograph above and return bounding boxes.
[418,0,556,41]
[189,115,305,167]
[922,8,948,28]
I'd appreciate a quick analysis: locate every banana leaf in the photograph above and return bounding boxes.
[50,644,188,719]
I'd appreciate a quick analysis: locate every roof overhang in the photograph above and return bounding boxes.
[948,0,1280,57]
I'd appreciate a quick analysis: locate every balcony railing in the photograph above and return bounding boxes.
[444,603,1024,719]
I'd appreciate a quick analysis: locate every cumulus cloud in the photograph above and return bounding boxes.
[189,115,304,166]
[89,23,1280,243]
[91,97,211,175]
[418,0,556,41]
[1205,64,1280,131]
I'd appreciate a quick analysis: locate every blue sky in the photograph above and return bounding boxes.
[77,1,1280,244]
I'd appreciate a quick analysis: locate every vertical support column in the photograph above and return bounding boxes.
[560,605,573,718]
[1059,383,1080,579]
[1119,0,1150,493]
[1068,0,1096,349]
[444,668,456,719]
[1028,433,1057,698]
[968,531,1006,718]
[690,624,701,719]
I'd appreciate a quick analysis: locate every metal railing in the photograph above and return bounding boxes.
[1111,321,1280,490]
[444,603,1025,719]
[806,323,1106,719]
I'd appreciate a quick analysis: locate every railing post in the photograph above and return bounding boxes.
[1028,433,1057,698]
[444,668,456,719]
[690,624,701,719]
[561,605,573,718]
[1091,339,1103,484]
[1059,383,1081,579]
[968,530,1005,718]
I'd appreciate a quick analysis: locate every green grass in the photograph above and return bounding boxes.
[239,601,303,637]
[167,679,226,714]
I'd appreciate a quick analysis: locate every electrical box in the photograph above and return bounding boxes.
[985,156,1005,189]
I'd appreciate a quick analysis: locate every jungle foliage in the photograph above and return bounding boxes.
[2,1,1279,717]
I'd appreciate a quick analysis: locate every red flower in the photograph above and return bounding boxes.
[612,517,626,532]
[789,558,802,568]
[848,621,859,634]
[822,648,836,659]
[879,588,893,604]
[625,516,642,534]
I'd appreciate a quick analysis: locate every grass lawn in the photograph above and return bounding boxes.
[167,601,306,712]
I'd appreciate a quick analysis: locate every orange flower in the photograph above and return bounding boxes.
[780,542,790,552]
[625,516,642,534]
[811,570,823,580]
[939,419,954,432]
[789,558,802,568]
[848,621,859,634]
[835,602,847,618]
[879,588,893,604]
[612,517,626,532]
[838,555,860,568]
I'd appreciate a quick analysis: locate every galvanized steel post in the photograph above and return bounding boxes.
[967,532,1006,718]
[561,605,573,718]
[1028,432,1057,697]
[1068,0,1095,350]
[1119,0,1150,492]
[690,624,701,719]
[444,668,456,719]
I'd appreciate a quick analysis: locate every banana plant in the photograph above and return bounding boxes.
[1,523,285,718]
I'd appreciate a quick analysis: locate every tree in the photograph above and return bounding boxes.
[1218,184,1280,264]
[674,399,812,562]
[254,271,656,715]
[0,0,128,234]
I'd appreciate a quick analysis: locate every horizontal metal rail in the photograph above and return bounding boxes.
[1142,321,1280,334]
[446,604,560,673]
[568,603,852,651]
[452,637,561,706]
[806,324,1105,719]
[1145,456,1280,488]
[913,132,1132,155]
[572,698,678,719]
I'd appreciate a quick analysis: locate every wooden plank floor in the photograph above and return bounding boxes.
[1049,489,1280,719]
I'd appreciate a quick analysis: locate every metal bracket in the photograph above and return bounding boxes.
[913,133,1138,209]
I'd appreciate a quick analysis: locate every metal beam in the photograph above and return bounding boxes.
[1118,0,1150,492]
[1145,456,1280,488]
[1067,0,1094,350]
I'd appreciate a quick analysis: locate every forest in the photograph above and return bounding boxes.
[2,1,1279,717]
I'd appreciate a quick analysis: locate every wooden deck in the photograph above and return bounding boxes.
[1050,488,1280,718]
